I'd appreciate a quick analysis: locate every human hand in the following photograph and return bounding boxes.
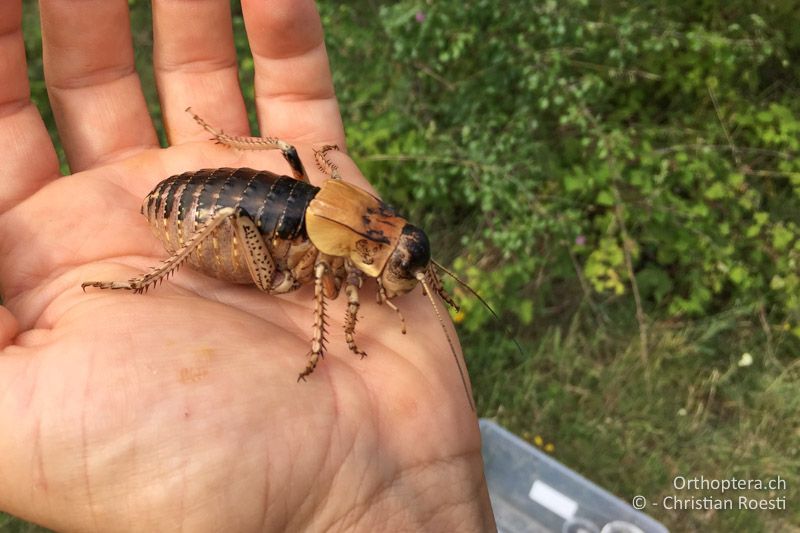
[0,1,494,531]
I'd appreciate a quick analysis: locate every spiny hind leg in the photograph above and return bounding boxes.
[186,108,309,183]
[82,207,237,294]
[298,260,332,381]
[343,263,366,357]
[314,144,343,180]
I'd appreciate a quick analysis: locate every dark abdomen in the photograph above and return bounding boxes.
[142,168,320,283]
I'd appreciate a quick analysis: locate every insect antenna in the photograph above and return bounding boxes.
[431,259,526,358]
[416,272,476,411]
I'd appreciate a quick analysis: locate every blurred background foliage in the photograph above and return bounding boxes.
[6,0,799,531]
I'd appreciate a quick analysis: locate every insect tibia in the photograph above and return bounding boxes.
[438,289,460,311]
[81,280,135,292]
[425,266,460,311]
[301,261,331,381]
[185,108,310,182]
[314,144,343,180]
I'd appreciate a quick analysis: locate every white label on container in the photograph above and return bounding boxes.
[528,480,578,519]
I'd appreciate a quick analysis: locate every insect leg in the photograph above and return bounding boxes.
[186,107,309,183]
[343,263,366,357]
[313,144,343,180]
[82,207,237,294]
[298,260,331,381]
[264,244,316,295]
[232,210,277,292]
[376,278,407,334]
[426,265,459,310]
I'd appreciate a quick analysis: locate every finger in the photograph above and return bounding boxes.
[41,0,158,172]
[152,0,249,144]
[242,0,346,146]
[0,1,59,213]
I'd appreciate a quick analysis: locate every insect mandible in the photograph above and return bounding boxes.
[82,109,474,408]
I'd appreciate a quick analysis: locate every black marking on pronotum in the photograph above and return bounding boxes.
[315,214,392,245]
[366,204,398,218]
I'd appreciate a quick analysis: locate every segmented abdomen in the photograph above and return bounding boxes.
[142,168,320,283]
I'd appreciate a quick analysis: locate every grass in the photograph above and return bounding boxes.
[3,1,799,531]
[468,303,799,531]
[0,515,50,533]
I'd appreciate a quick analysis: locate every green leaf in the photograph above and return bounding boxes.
[756,110,773,123]
[772,224,795,251]
[704,181,727,200]
[596,190,614,206]
[563,174,583,192]
[729,265,748,285]
[518,299,534,325]
[770,275,786,290]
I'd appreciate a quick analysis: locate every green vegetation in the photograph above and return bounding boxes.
[322,3,799,530]
[5,0,798,531]
[0,514,47,533]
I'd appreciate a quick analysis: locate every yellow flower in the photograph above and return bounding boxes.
[534,435,544,447]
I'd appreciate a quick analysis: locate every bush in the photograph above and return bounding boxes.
[322,0,800,339]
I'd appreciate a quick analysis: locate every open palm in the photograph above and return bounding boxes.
[0,1,493,531]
